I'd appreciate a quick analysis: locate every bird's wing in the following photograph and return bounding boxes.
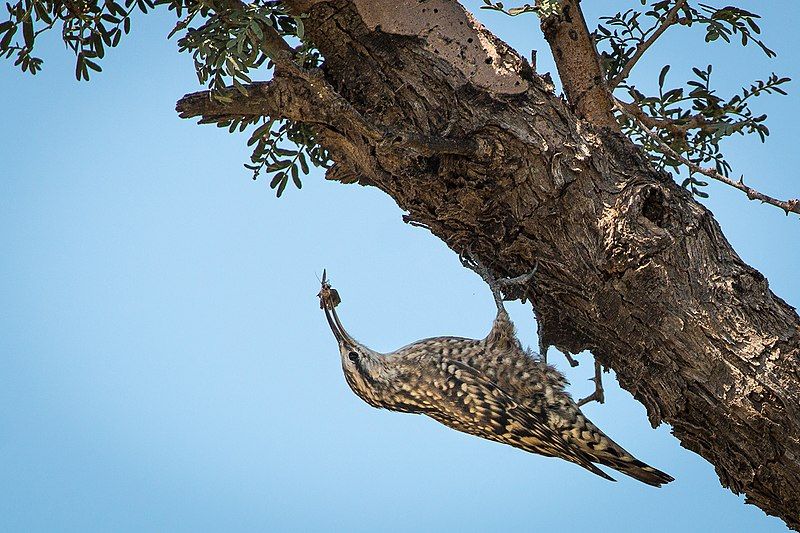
[405,357,615,482]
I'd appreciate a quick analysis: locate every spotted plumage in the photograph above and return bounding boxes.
[318,269,673,487]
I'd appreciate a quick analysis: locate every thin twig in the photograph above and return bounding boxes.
[616,99,750,138]
[609,0,687,89]
[614,99,800,216]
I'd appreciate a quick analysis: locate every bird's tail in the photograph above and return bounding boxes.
[556,406,674,487]
[597,454,674,487]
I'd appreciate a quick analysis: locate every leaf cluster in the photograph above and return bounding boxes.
[594,1,789,198]
[596,1,775,84]
[0,0,154,77]
[244,117,331,196]
[197,113,329,196]
[174,1,319,99]
[1,0,329,197]
[171,1,328,195]
[473,0,791,203]
[619,65,789,196]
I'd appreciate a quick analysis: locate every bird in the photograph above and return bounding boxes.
[317,261,674,487]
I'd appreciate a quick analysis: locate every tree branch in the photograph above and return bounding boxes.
[608,0,687,89]
[270,2,800,527]
[176,81,286,121]
[176,74,481,191]
[174,0,800,523]
[539,0,618,129]
[615,99,800,215]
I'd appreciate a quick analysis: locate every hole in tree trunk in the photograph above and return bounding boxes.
[641,187,667,227]
[423,155,441,174]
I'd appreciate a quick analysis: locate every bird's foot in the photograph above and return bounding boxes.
[494,263,538,306]
[461,250,538,307]
[495,265,538,293]
[577,359,606,407]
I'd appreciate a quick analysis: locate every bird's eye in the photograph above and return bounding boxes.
[348,351,359,362]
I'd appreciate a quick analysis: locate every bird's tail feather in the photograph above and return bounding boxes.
[601,456,674,487]
[576,458,617,482]
[562,411,674,487]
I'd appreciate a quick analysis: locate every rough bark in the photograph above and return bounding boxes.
[178,1,800,528]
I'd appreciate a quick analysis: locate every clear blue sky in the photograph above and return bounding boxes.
[1,2,797,531]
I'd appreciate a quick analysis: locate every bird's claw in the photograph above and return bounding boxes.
[495,262,539,291]
[577,389,605,407]
[576,359,605,407]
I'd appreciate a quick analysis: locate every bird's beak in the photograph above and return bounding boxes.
[318,270,356,348]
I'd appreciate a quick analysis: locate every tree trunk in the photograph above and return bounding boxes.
[177,0,800,528]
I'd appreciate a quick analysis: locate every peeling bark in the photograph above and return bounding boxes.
[178,0,800,528]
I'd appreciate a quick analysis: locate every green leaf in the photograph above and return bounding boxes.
[658,65,670,89]
[269,172,284,189]
[266,160,292,172]
[22,18,33,49]
[84,58,102,72]
[248,121,274,145]
[298,151,309,174]
[75,55,85,80]
[0,25,16,50]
